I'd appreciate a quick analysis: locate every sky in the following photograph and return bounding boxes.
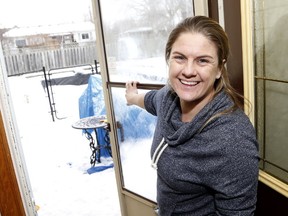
[0,0,92,28]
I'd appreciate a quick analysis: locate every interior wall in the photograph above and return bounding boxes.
[223,0,244,96]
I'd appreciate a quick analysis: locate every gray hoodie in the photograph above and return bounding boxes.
[144,86,259,216]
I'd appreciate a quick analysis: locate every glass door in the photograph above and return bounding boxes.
[92,0,196,215]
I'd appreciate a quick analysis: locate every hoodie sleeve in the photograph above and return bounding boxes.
[144,85,169,116]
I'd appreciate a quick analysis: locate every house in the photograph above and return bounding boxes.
[1,22,96,50]
[1,22,98,75]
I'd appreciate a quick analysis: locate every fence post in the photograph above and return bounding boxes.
[42,66,55,121]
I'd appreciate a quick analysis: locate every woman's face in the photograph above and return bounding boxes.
[168,32,221,107]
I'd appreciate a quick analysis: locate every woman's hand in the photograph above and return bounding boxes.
[125,81,145,109]
[125,81,139,105]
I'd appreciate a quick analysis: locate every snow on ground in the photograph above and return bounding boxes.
[8,73,122,216]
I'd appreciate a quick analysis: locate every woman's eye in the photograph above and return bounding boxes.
[198,58,209,64]
[174,55,185,62]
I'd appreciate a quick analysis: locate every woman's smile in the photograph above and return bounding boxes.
[179,79,200,86]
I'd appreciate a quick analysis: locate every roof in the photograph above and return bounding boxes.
[3,22,95,38]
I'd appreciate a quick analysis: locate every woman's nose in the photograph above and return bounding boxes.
[182,60,197,76]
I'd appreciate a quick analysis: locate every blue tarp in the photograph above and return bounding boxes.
[78,75,157,172]
[79,74,106,119]
[78,75,109,159]
[79,74,156,140]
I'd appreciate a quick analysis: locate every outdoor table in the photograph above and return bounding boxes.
[72,115,111,167]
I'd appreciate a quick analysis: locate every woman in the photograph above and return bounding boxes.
[125,16,259,215]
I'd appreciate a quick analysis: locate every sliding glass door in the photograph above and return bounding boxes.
[92,0,197,214]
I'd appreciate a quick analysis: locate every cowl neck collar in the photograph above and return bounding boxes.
[160,89,232,146]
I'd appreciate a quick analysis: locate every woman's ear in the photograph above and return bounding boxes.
[216,59,226,79]
[216,70,222,79]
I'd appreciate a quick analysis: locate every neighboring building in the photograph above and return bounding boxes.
[1,22,98,75]
[1,22,96,50]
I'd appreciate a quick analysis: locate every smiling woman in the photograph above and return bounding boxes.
[125,16,259,215]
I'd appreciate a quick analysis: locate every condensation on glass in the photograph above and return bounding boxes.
[99,0,194,201]
[254,0,288,183]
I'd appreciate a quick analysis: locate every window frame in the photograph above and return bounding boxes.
[15,39,26,48]
[81,33,89,40]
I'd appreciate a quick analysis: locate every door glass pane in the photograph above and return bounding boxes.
[99,0,194,201]
[111,87,157,200]
[265,81,288,171]
[100,0,194,83]
[254,0,288,183]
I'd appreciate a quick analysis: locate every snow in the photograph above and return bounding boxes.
[7,61,162,215]
[8,72,122,216]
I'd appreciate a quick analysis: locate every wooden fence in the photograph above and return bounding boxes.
[3,42,98,76]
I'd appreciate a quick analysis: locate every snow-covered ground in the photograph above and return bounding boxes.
[8,72,122,216]
[7,59,163,215]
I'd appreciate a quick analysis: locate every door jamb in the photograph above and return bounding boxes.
[0,43,36,215]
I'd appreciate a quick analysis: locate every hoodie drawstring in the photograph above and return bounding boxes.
[151,138,168,170]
